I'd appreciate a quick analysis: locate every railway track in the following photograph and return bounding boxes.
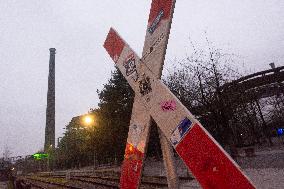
[17,176,118,189]
[17,171,193,188]
[17,176,87,189]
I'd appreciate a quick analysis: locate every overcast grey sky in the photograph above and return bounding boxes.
[0,0,283,157]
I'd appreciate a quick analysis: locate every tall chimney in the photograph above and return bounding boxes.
[44,48,56,152]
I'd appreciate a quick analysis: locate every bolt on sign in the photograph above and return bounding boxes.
[104,27,256,189]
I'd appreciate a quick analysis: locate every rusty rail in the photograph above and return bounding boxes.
[18,172,193,189]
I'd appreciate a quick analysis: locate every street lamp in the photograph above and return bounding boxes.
[81,114,97,169]
[83,115,94,126]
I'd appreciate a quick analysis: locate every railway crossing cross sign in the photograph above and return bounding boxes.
[107,1,178,188]
[104,2,256,189]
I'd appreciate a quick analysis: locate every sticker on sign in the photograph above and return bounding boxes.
[170,117,192,146]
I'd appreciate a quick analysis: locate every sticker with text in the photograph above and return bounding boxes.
[148,9,164,34]
[123,53,139,82]
[170,117,192,146]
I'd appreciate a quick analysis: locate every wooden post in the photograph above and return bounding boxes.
[117,1,178,188]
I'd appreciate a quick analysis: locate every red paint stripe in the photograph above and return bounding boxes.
[176,123,255,189]
[148,0,173,24]
[120,143,144,189]
[103,28,125,63]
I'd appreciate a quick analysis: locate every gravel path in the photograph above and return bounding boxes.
[180,168,284,189]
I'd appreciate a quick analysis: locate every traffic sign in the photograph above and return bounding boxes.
[104,28,255,189]
[118,0,177,188]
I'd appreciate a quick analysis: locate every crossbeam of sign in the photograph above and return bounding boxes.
[103,28,256,189]
[113,1,177,188]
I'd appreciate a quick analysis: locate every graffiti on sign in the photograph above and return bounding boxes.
[161,100,176,111]
[124,53,139,82]
[124,53,136,76]
[139,75,152,96]
[170,117,192,146]
[148,10,164,34]
[130,71,139,82]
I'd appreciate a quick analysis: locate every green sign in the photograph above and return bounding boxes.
[32,153,49,160]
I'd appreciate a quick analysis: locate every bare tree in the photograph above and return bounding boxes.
[3,145,12,161]
[164,37,243,145]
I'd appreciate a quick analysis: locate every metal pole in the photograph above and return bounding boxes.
[93,125,96,170]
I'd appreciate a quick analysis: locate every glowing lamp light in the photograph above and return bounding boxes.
[84,115,94,125]
[32,153,49,160]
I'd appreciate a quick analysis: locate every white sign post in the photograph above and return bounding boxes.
[114,1,178,188]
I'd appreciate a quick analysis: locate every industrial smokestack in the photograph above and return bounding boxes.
[44,48,56,152]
